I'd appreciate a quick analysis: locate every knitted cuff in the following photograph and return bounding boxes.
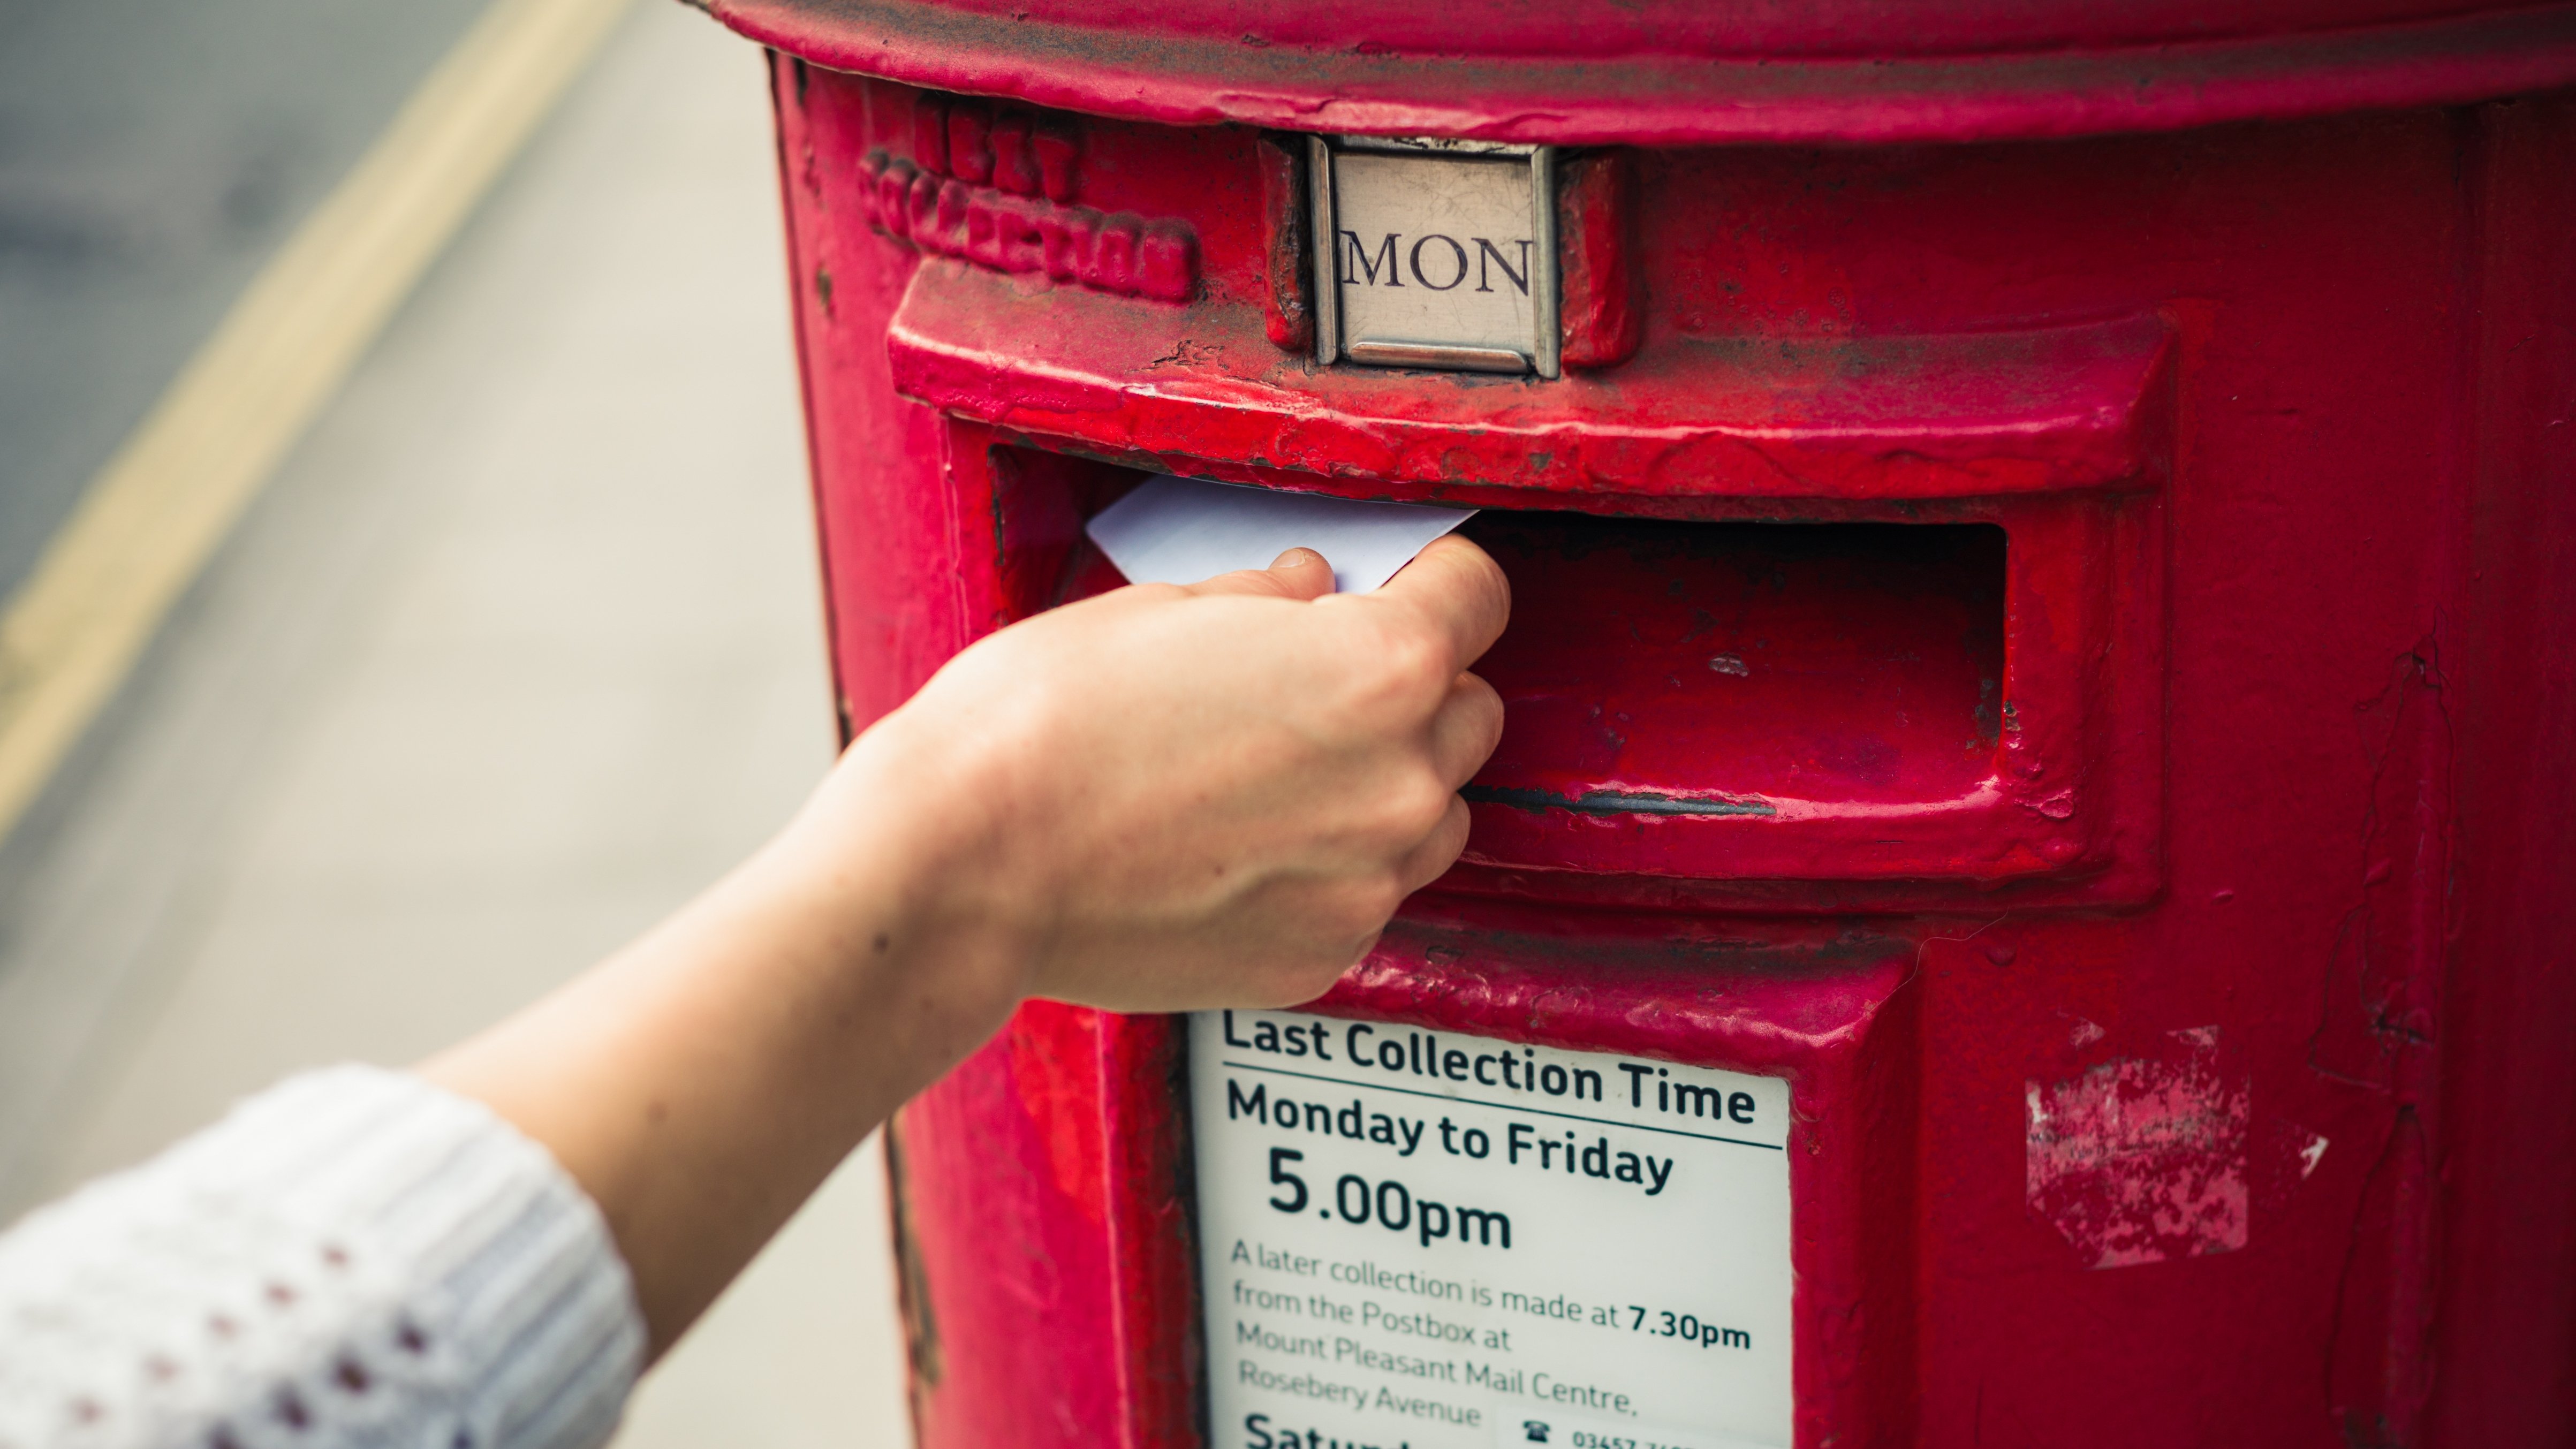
[0,1066,645,1449]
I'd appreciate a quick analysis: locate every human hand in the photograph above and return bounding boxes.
[815,533,1509,1015]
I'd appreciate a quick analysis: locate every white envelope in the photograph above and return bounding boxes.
[1085,475,1477,595]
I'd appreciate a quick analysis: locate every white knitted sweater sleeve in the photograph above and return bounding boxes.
[0,1067,645,1449]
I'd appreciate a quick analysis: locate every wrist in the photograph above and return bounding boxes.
[766,711,1043,1053]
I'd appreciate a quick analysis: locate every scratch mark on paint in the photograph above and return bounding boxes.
[2306,637,2451,1092]
[2027,1027,2249,1268]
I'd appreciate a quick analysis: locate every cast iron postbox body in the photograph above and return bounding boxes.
[702,2,2576,1444]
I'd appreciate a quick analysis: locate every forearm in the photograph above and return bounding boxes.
[421,726,1026,1355]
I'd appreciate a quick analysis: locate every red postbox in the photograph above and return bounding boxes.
[697,3,2576,1444]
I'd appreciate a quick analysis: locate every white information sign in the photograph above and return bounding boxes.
[1192,1010,1793,1449]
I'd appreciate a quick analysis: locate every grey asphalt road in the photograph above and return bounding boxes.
[0,0,486,599]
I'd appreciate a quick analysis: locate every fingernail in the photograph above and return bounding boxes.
[1272,547,1322,570]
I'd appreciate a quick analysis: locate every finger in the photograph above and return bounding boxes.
[1393,794,1473,894]
[1264,547,1336,597]
[1184,546,1337,601]
[1367,534,1511,670]
[1426,672,1505,789]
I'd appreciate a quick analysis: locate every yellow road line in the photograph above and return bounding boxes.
[0,0,634,845]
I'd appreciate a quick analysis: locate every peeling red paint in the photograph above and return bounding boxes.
[2027,1030,2249,1269]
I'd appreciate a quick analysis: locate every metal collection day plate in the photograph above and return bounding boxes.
[1194,1009,1792,1449]
[1310,138,1560,378]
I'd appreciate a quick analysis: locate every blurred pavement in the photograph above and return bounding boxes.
[0,0,488,599]
[0,4,910,1445]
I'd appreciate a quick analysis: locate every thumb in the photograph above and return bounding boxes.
[1184,547,1337,601]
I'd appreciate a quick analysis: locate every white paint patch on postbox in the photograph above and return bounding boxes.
[1329,149,1543,368]
[1192,1009,1793,1449]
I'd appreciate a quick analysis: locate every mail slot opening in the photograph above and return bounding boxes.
[1459,513,2007,814]
[992,449,2009,814]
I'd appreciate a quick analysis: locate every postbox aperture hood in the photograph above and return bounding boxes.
[699,0,2576,146]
